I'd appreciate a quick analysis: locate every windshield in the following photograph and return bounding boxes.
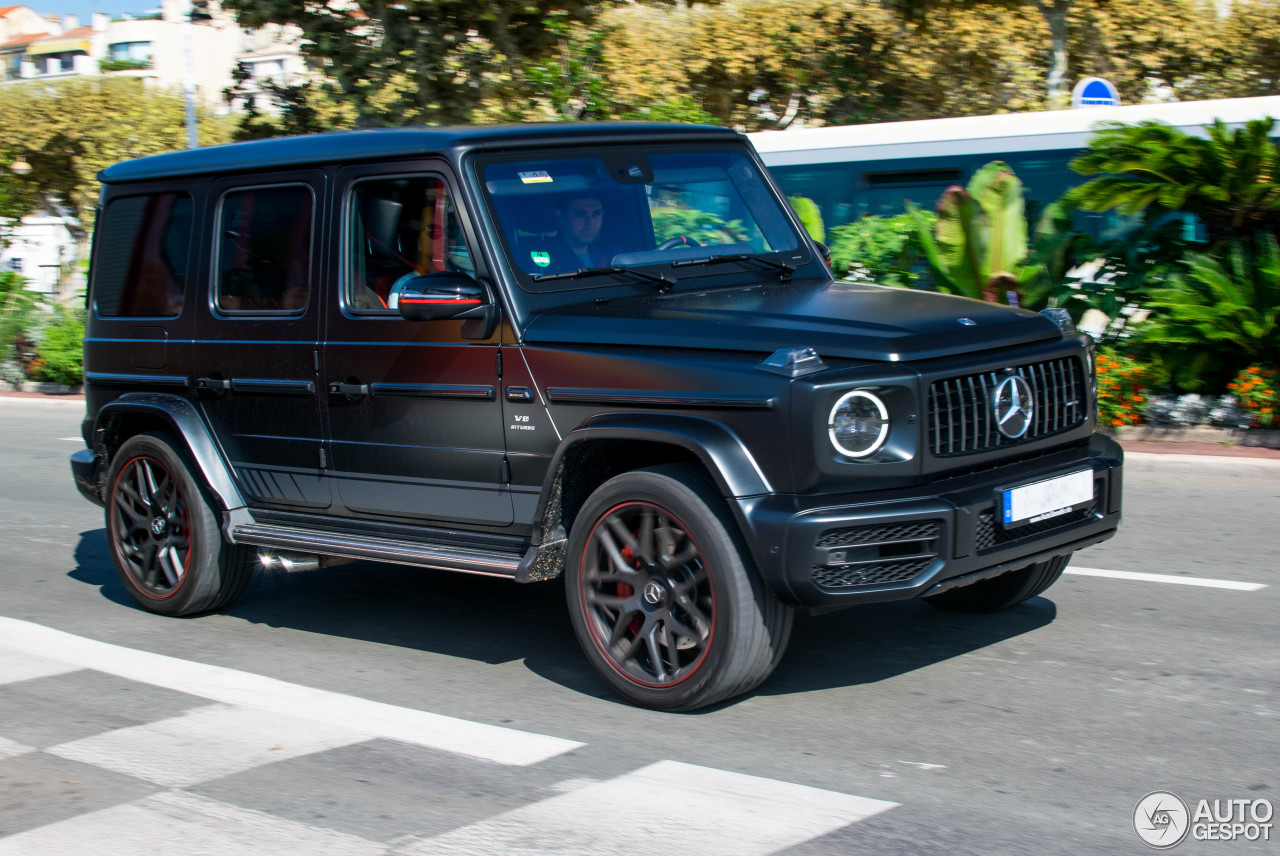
[481,149,803,291]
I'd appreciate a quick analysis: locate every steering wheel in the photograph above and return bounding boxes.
[656,235,703,251]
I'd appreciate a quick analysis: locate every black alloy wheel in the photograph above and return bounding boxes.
[111,453,192,598]
[566,465,792,711]
[579,501,714,687]
[106,432,255,616]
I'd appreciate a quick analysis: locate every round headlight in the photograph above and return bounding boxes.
[828,390,890,458]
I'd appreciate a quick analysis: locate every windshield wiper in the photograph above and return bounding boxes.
[531,265,674,293]
[670,253,797,280]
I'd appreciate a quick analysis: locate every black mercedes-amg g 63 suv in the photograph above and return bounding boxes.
[71,123,1122,710]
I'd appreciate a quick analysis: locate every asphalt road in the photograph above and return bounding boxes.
[1,395,1277,855]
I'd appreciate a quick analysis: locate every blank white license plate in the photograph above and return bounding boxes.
[1001,470,1093,526]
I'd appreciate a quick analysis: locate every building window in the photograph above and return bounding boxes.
[109,41,152,62]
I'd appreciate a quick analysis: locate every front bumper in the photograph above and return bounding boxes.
[734,434,1123,608]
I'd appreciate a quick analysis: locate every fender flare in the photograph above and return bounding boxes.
[95,393,247,513]
[551,412,772,499]
[530,412,772,537]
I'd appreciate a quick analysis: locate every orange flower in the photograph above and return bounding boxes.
[1264,407,1274,414]
[1112,418,1123,425]
[1227,382,1238,390]
[1132,395,1144,402]
[1248,366,1260,374]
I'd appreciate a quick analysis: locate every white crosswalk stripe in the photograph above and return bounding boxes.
[0,616,582,767]
[0,647,80,686]
[47,703,373,788]
[398,760,899,856]
[0,620,899,855]
[0,735,34,761]
[0,791,386,856]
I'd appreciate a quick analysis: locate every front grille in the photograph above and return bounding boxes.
[815,520,940,548]
[812,559,934,589]
[974,481,1102,551]
[928,357,1086,457]
[811,520,941,590]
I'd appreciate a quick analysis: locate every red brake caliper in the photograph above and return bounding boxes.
[619,542,643,634]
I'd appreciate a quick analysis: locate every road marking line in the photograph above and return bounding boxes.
[0,790,385,856]
[399,760,898,856]
[0,617,583,767]
[0,735,34,761]
[47,703,372,788]
[1066,567,1268,591]
[0,645,82,685]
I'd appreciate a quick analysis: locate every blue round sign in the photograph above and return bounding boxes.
[1072,77,1120,108]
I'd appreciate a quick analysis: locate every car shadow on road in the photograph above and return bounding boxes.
[70,528,1056,705]
[752,598,1057,699]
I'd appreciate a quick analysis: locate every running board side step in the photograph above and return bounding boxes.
[231,523,527,579]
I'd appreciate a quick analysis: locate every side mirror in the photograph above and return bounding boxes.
[395,271,488,322]
[814,241,832,266]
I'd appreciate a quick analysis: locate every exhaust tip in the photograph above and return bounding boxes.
[258,550,322,573]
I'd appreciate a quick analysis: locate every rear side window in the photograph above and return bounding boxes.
[215,185,313,314]
[93,192,193,317]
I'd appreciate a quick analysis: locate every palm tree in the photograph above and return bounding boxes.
[1068,117,1280,252]
[1138,233,1280,389]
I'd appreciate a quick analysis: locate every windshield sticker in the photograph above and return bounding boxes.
[518,171,553,184]
[530,251,551,268]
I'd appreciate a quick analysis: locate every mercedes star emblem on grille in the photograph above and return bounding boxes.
[993,375,1034,439]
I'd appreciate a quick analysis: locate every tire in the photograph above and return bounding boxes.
[565,465,793,711]
[105,431,255,616]
[924,553,1071,613]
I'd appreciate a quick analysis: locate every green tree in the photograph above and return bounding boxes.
[909,161,1033,302]
[826,212,930,285]
[1138,234,1280,390]
[222,0,602,127]
[31,307,84,387]
[1068,117,1280,253]
[0,78,230,236]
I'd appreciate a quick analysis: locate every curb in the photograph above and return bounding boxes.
[0,381,83,395]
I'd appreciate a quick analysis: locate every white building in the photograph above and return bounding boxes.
[0,3,310,300]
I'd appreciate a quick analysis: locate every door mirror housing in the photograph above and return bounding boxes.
[395,272,489,321]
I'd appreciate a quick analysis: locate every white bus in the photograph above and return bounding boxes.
[749,95,1280,235]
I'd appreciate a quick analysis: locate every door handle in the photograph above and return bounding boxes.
[327,381,370,396]
[195,377,230,392]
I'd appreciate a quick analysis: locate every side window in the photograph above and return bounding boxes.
[346,176,474,313]
[93,192,193,317]
[215,185,313,314]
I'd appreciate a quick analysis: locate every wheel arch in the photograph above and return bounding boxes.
[521,413,773,582]
[93,394,247,515]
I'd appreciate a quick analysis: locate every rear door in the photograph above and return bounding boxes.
[193,172,331,510]
[322,162,512,528]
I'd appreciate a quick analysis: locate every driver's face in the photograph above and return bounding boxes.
[561,197,603,249]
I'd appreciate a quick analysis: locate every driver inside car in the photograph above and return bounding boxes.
[519,190,620,274]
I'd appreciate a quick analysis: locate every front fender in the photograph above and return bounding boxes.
[551,412,773,500]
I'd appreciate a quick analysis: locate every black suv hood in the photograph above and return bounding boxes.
[522,279,1060,362]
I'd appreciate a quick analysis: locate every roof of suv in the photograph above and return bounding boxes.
[98,123,744,184]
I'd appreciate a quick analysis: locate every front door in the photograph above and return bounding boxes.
[322,164,512,528]
[193,173,330,510]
